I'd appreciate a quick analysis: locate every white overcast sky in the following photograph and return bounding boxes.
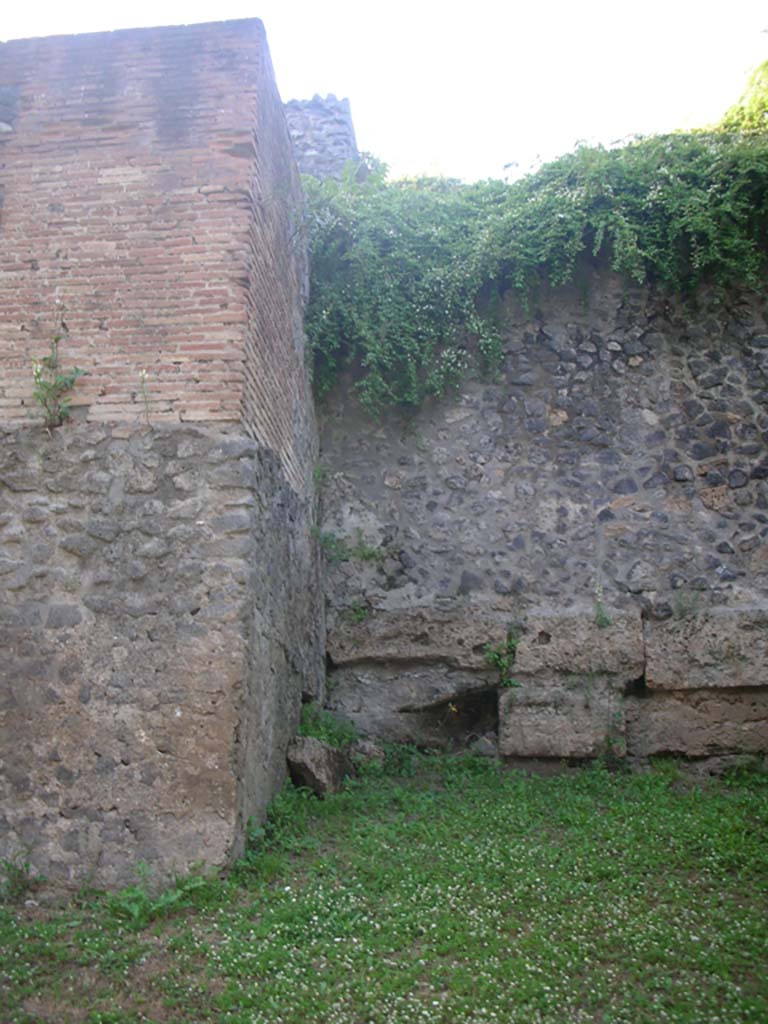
[2,1,767,181]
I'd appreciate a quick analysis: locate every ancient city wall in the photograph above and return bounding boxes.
[0,21,323,886]
[319,275,768,766]
[1,14,766,889]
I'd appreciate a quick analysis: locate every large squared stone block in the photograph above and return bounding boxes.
[513,610,644,682]
[645,608,768,690]
[626,690,768,758]
[498,675,626,759]
[328,608,508,670]
[327,664,497,745]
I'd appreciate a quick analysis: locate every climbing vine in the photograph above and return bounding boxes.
[303,159,505,412]
[303,128,768,414]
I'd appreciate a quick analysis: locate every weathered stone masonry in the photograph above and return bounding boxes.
[0,21,323,886]
[0,426,322,885]
[320,277,768,765]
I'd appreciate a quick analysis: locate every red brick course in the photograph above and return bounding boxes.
[0,19,313,490]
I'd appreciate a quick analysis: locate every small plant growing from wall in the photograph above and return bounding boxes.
[484,627,522,689]
[342,598,370,624]
[0,847,39,903]
[31,332,87,428]
[672,588,702,620]
[593,580,612,629]
[312,527,385,566]
[138,368,152,426]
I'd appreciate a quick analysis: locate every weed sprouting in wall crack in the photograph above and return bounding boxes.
[484,627,522,689]
[31,332,87,429]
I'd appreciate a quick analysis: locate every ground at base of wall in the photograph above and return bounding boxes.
[2,755,767,1024]
[499,753,767,779]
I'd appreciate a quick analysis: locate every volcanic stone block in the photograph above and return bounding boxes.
[328,608,508,670]
[498,675,626,759]
[645,607,768,690]
[625,689,768,757]
[287,736,350,796]
[513,609,644,682]
[327,665,497,745]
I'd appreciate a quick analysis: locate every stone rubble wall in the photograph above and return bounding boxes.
[284,95,359,179]
[0,425,323,887]
[319,275,768,764]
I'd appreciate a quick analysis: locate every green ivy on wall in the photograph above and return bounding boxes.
[303,127,768,414]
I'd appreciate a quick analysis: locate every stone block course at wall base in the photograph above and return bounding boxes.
[324,606,768,763]
[0,425,322,887]
[625,689,768,760]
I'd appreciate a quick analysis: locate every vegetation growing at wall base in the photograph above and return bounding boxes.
[1,757,767,1022]
[304,127,768,413]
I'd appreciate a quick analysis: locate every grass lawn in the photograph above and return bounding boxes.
[1,753,767,1024]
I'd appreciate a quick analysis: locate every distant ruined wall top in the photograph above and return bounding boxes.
[284,94,359,178]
